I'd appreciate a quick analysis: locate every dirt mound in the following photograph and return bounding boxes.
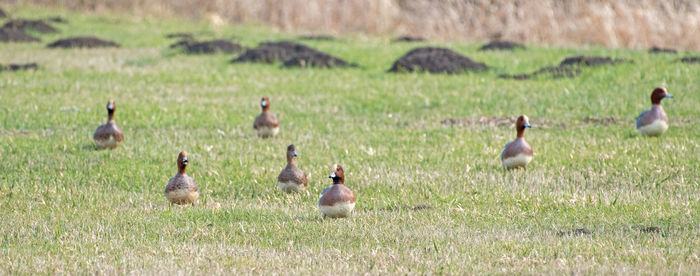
[0,27,40,42]
[392,36,425,42]
[557,228,591,237]
[641,226,661,233]
[388,47,487,74]
[3,19,57,33]
[499,65,580,80]
[0,8,7,18]
[680,56,700,63]
[298,35,334,41]
[166,32,194,40]
[649,46,676,54]
[559,56,631,67]
[182,39,245,54]
[479,40,525,51]
[47,36,120,48]
[47,16,68,23]
[281,51,353,68]
[0,63,38,71]
[232,41,317,63]
[581,116,619,125]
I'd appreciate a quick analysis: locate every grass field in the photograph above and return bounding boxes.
[1,6,699,274]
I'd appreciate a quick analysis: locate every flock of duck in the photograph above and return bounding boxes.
[93,87,672,218]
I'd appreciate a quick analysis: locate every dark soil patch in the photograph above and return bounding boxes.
[409,204,431,211]
[165,32,195,40]
[47,36,120,48]
[3,19,58,33]
[388,47,487,74]
[0,63,38,71]
[649,46,676,54]
[232,41,350,68]
[499,65,580,80]
[47,16,68,23]
[232,41,316,63]
[169,38,195,49]
[0,27,40,42]
[680,56,700,63]
[298,35,334,41]
[581,116,619,125]
[559,56,631,67]
[557,228,591,237]
[281,51,353,68]
[479,40,526,51]
[182,39,245,54]
[640,226,661,233]
[0,8,7,18]
[392,35,425,42]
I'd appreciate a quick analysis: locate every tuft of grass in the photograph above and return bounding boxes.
[0,6,699,275]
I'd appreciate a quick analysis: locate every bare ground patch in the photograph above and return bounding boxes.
[649,46,676,54]
[232,41,352,68]
[297,35,334,41]
[181,39,245,54]
[680,56,700,64]
[47,36,120,48]
[0,27,40,42]
[0,63,38,71]
[559,56,632,67]
[392,35,425,43]
[388,47,487,74]
[479,40,526,51]
[3,19,58,33]
[556,228,591,236]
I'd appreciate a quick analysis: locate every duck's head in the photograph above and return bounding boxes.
[328,164,345,184]
[177,151,189,173]
[260,96,271,111]
[106,99,116,118]
[651,87,672,105]
[286,144,297,162]
[516,115,531,137]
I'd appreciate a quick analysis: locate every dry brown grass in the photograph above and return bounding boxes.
[9,0,700,50]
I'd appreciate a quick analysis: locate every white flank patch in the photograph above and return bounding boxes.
[95,136,120,149]
[257,127,279,138]
[502,153,533,169]
[320,202,355,218]
[278,181,304,193]
[637,119,668,137]
[166,190,200,205]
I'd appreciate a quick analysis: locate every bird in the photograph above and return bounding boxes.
[253,96,279,138]
[277,144,308,193]
[636,87,672,137]
[318,164,356,218]
[501,115,534,170]
[165,151,200,206]
[93,99,124,149]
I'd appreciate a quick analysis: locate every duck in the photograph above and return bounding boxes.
[93,99,124,149]
[501,115,533,170]
[277,144,308,193]
[165,151,200,206]
[253,96,279,138]
[318,164,356,218]
[636,87,672,137]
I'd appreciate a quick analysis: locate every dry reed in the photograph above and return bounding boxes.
[6,0,700,50]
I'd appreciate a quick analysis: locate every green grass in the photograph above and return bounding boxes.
[1,6,699,274]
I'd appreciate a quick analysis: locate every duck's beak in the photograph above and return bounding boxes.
[524,123,532,128]
[107,104,114,110]
[261,100,267,107]
[665,94,673,98]
[182,157,188,166]
[329,172,336,178]
[291,151,297,157]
